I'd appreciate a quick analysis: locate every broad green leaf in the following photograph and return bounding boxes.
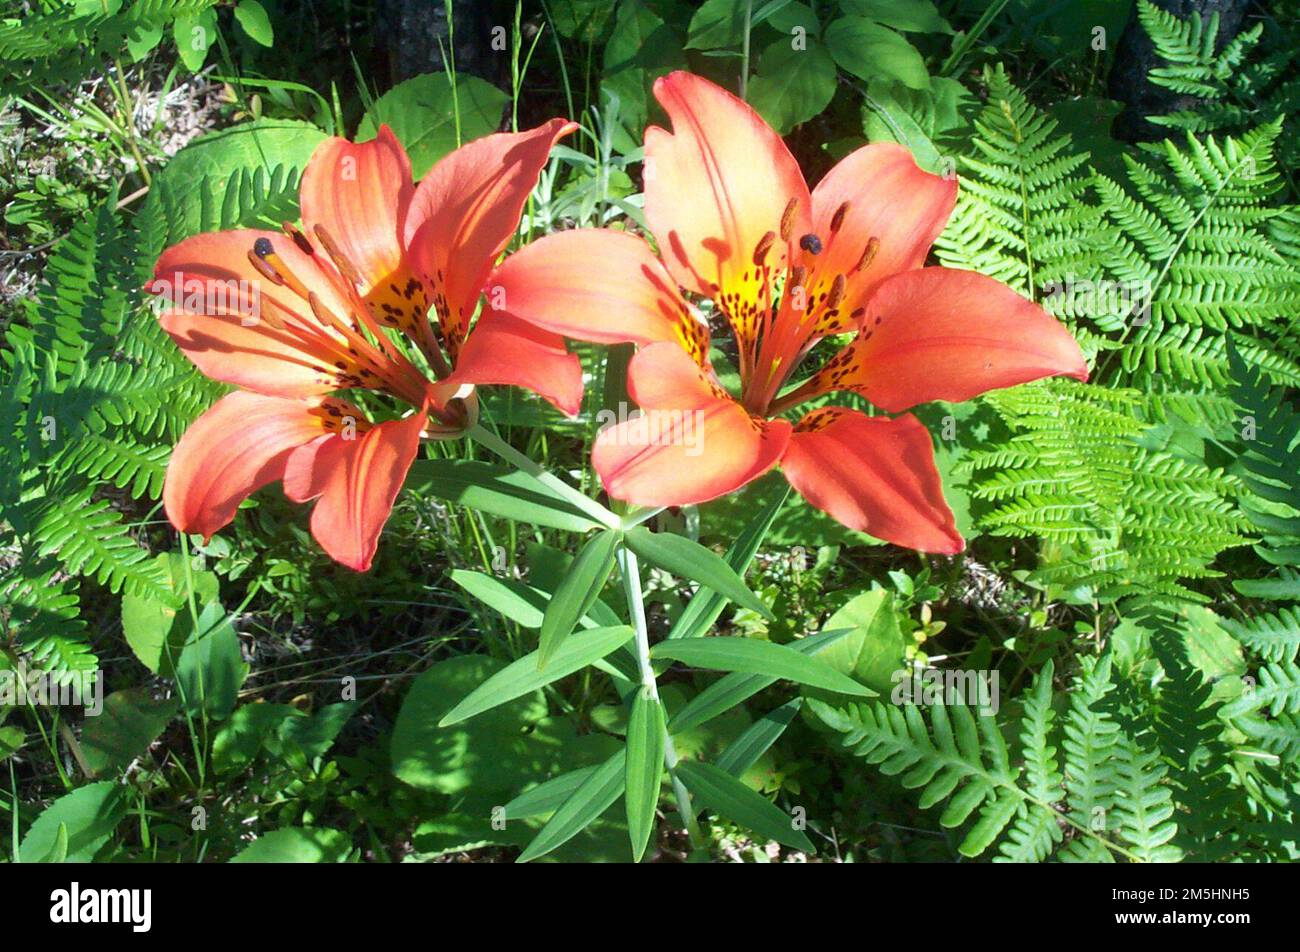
[233,0,274,46]
[685,0,749,49]
[213,702,302,775]
[625,527,771,618]
[19,781,126,863]
[518,750,625,862]
[652,637,873,697]
[230,827,352,863]
[408,459,600,532]
[715,699,801,776]
[676,760,813,851]
[825,17,931,90]
[603,0,686,152]
[749,39,837,134]
[504,766,602,819]
[121,552,218,675]
[175,602,248,721]
[357,72,508,179]
[439,626,634,726]
[840,0,952,33]
[39,824,69,863]
[668,626,855,732]
[668,484,788,641]
[81,689,178,775]
[172,7,218,71]
[625,688,666,862]
[806,589,910,695]
[539,530,620,668]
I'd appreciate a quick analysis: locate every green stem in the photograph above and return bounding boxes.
[739,0,754,100]
[618,546,705,850]
[467,423,620,530]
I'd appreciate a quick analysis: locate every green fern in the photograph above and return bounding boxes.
[959,379,1251,602]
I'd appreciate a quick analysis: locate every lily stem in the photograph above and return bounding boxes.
[468,423,620,530]
[618,545,706,852]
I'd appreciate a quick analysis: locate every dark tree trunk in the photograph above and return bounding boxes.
[1108,0,1253,141]
[378,0,507,87]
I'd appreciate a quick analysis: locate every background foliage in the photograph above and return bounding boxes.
[1,0,1298,862]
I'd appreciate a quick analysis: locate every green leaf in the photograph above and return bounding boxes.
[81,689,178,775]
[840,0,952,33]
[676,760,813,851]
[668,484,787,641]
[668,626,854,732]
[175,602,248,722]
[805,589,910,695]
[0,725,24,762]
[172,7,218,71]
[438,626,635,726]
[685,0,749,49]
[408,459,600,532]
[652,637,874,697]
[625,688,666,862]
[825,17,931,89]
[603,0,686,151]
[625,527,771,618]
[451,571,548,628]
[121,553,218,675]
[229,827,352,863]
[715,698,801,776]
[748,39,838,134]
[357,72,508,179]
[539,530,620,668]
[233,0,274,46]
[504,766,602,819]
[19,781,126,863]
[518,750,625,862]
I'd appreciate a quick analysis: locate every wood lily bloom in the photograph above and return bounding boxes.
[148,120,580,570]
[489,72,1087,553]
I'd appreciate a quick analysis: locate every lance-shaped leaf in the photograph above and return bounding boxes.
[408,459,601,532]
[504,766,602,820]
[517,750,626,863]
[668,627,855,732]
[538,530,620,668]
[624,526,771,618]
[652,636,873,698]
[676,760,814,852]
[666,483,788,641]
[439,626,634,726]
[715,698,802,777]
[625,687,666,862]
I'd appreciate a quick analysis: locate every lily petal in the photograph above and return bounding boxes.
[299,124,414,296]
[807,143,956,334]
[445,310,584,417]
[488,228,711,364]
[792,267,1089,413]
[283,407,426,572]
[151,229,366,398]
[163,391,338,539]
[406,118,576,358]
[645,71,811,358]
[592,342,791,506]
[781,407,962,554]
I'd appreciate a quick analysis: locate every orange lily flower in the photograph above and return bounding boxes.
[149,120,580,570]
[488,72,1087,554]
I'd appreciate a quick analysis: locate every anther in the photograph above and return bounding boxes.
[752,230,776,266]
[283,222,315,256]
[247,248,284,286]
[780,198,798,242]
[249,238,312,299]
[313,225,364,287]
[253,237,274,259]
[854,237,880,273]
[830,202,850,234]
[788,265,806,289]
[826,274,846,310]
[799,234,822,255]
